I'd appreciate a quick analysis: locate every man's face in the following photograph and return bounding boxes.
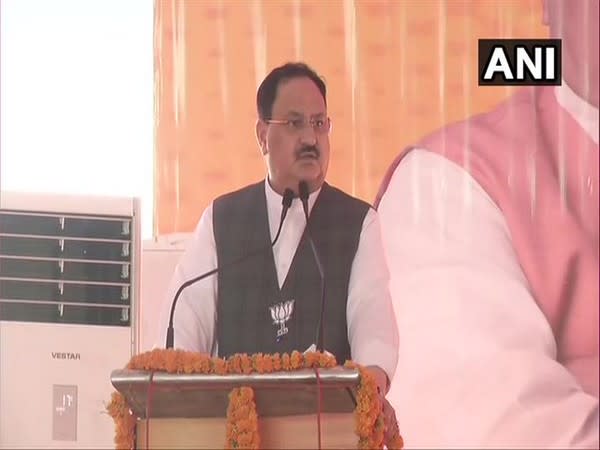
[544,0,599,107]
[256,76,330,195]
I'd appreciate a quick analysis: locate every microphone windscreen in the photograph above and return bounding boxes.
[298,181,309,201]
[282,188,294,208]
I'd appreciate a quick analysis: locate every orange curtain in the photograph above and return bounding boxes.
[154,0,547,236]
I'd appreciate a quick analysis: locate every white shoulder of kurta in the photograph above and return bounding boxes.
[377,149,599,448]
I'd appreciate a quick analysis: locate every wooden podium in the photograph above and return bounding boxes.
[110,366,361,449]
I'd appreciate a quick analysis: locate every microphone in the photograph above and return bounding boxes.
[165,188,295,349]
[298,180,326,353]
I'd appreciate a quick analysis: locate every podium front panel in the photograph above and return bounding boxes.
[111,367,360,418]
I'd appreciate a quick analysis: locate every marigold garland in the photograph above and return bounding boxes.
[225,386,260,449]
[106,348,403,449]
[105,390,136,449]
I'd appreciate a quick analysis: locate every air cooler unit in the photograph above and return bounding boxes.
[0,191,140,449]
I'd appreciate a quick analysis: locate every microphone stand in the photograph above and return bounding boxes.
[298,180,326,353]
[165,188,295,349]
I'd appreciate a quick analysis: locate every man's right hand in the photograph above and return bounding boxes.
[382,397,402,447]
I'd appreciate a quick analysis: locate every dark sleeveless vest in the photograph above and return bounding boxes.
[212,181,370,363]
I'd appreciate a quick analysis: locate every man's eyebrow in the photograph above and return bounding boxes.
[285,110,326,118]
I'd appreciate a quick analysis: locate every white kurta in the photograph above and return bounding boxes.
[378,83,599,448]
[155,180,400,381]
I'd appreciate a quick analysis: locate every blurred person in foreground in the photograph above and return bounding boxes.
[376,0,598,447]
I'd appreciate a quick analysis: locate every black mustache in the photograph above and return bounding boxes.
[296,146,320,158]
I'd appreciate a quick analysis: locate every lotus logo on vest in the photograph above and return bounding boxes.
[478,39,561,86]
[269,299,295,342]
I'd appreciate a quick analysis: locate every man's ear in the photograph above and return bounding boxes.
[255,120,268,155]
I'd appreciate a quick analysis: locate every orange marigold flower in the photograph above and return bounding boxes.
[290,350,302,369]
[212,358,228,375]
[304,351,318,367]
[226,354,241,374]
[199,356,211,373]
[240,354,253,374]
[251,353,264,372]
[163,350,179,373]
[271,353,282,371]
[239,386,254,399]
[232,405,251,421]
[261,356,273,372]
[343,359,357,369]
[236,431,254,447]
[388,432,404,450]
[319,352,337,368]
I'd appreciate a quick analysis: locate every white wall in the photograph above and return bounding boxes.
[140,234,192,352]
[0,0,154,239]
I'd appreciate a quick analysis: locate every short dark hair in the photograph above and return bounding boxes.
[256,62,327,120]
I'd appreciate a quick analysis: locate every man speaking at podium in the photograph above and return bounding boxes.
[156,62,399,422]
